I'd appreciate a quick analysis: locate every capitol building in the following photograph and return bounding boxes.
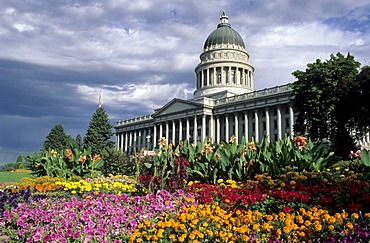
[114,12,297,154]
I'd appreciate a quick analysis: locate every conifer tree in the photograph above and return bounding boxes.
[83,107,114,155]
[43,124,70,151]
[75,134,84,151]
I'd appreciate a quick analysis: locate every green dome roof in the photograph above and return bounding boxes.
[204,11,245,49]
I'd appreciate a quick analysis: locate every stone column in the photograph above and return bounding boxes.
[186,118,190,141]
[244,112,249,141]
[209,114,214,142]
[201,70,204,87]
[221,67,224,85]
[254,110,259,142]
[159,123,163,139]
[193,115,198,142]
[265,109,270,142]
[172,120,176,145]
[165,122,169,145]
[125,132,128,152]
[202,115,206,142]
[289,106,294,138]
[228,66,231,84]
[277,106,282,140]
[179,119,183,141]
[133,131,137,152]
[129,132,133,153]
[207,69,210,85]
[216,116,221,143]
[153,125,157,148]
[234,113,239,143]
[213,67,217,85]
[225,114,229,142]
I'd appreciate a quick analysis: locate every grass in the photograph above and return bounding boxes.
[0,171,32,183]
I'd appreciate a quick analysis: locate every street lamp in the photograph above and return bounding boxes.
[146,135,151,151]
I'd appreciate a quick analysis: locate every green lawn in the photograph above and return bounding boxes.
[0,172,32,183]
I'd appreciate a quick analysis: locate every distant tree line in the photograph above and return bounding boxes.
[1,107,114,172]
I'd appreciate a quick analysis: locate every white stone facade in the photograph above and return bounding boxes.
[115,12,295,154]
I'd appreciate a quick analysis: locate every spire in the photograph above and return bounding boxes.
[98,90,102,108]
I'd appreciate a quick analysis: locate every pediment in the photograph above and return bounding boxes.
[153,98,202,117]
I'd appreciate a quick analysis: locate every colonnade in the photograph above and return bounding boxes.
[116,105,295,154]
[196,66,253,89]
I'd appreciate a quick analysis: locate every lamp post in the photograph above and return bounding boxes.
[146,135,151,151]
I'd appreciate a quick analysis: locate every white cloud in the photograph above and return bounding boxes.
[73,83,194,110]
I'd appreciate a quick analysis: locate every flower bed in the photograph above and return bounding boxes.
[1,170,370,242]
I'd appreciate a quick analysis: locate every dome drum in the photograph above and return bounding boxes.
[194,11,254,98]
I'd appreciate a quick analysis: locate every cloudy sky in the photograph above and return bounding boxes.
[0,0,369,164]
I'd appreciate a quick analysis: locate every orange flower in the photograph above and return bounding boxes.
[79,155,87,163]
[294,136,307,149]
[51,149,57,158]
[203,143,213,153]
[66,149,73,161]
[93,154,101,161]
[229,135,236,143]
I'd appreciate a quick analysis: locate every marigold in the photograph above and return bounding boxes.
[346,222,354,229]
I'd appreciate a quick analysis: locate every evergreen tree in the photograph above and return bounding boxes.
[75,134,84,151]
[43,124,70,151]
[83,107,114,155]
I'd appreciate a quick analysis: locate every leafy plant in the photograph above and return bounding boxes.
[28,148,104,180]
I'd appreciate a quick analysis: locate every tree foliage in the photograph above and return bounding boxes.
[43,124,72,151]
[290,52,368,158]
[75,134,84,151]
[83,107,114,155]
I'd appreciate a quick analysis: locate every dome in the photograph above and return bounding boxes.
[203,11,245,50]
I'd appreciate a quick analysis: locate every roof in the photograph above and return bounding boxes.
[203,11,245,49]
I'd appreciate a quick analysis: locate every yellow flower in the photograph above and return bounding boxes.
[314,223,322,231]
[346,222,354,229]
[328,225,335,231]
[304,220,311,227]
[351,213,359,219]
[158,137,167,148]
[229,135,236,143]
[248,141,257,151]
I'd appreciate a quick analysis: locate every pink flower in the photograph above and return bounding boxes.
[33,232,42,242]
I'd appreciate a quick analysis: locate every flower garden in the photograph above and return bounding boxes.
[1,136,370,242]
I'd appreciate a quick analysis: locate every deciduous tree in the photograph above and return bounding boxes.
[290,52,368,158]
